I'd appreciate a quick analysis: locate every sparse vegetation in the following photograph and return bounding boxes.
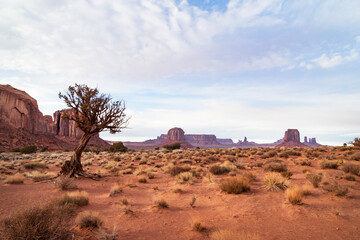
[210,229,260,240]
[109,142,128,152]
[163,142,181,150]
[264,172,289,191]
[76,211,103,229]
[176,172,193,184]
[320,159,338,169]
[154,199,169,208]
[20,145,37,154]
[263,159,287,172]
[220,176,250,194]
[305,172,322,188]
[342,162,359,175]
[109,183,123,197]
[55,176,78,190]
[285,186,303,205]
[0,203,71,240]
[57,191,89,207]
[4,173,25,184]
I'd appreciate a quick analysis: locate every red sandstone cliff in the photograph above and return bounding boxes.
[0,84,109,151]
[276,129,307,147]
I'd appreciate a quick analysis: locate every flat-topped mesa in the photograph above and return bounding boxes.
[284,129,301,142]
[185,134,219,145]
[277,129,307,147]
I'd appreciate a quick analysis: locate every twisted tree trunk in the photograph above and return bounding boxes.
[60,133,92,177]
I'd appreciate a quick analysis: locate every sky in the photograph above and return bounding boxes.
[1,0,360,146]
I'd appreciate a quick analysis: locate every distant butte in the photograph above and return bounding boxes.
[121,128,321,149]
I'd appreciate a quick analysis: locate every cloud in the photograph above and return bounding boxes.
[312,50,358,68]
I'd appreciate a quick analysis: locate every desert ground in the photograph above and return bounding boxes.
[0,146,359,239]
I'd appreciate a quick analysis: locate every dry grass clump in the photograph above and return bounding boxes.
[4,173,25,184]
[263,172,289,191]
[323,182,348,196]
[320,159,338,169]
[24,162,47,170]
[109,183,123,197]
[281,171,293,179]
[154,198,169,208]
[191,219,206,232]
[342,163,360,175]
[0,203,70,240]
[301,184,313,195]
[305,172,322,188]
[210,229,260,240]
[168,165,189,176]
[57,191,89,207]
[176,172,193,184]
[220,176,250,194]
[209,164,230,175]
[76,211,103,229]
[285,186,303,205]
[137,176,147,183]
[350,152,360,161]
[263,159,287,172]
[55,176,78,190]
[26,171,57,181]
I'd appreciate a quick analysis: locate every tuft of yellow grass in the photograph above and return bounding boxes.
[263,172,289,191]
[191,219,206,232]
[285,186,303,205]
[220,176,250,194]
[76,211,103,229]
[4,173,25,184]
[109,183,123,197]
[301,184,313,196]
[57,191,89,206]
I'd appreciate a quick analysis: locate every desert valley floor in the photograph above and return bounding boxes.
[0,146,360,239]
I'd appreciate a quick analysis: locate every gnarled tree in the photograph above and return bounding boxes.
[59,84,129,177]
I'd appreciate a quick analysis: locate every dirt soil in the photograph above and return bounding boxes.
[0,147,359,239]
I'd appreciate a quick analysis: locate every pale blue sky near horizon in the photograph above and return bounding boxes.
[1,0,360,146]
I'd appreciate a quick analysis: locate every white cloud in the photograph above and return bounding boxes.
[312,50,358,68]
[0,0,285,80]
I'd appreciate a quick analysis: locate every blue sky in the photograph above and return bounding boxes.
[1,0,360,145]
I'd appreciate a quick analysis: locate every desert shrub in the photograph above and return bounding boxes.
[20,145,37,154]
[24,162,48,170]
[27,171,57,182]
[11,148,21,152]
[169,166,188,176]
[305,172,322,188]
[210,230,260,240]
[57,191,89,207]
[350,137,360,147]
[4,173,25,184]
[137,176,147,183]
[238,171,256,182]
[262,150,277,159]
[191,220,206,232]
[286,150,301,156]
[297,159,311,166]
[220,176,250,194]
[0,203,70,240]
[263,159,287,172]
[263,172,289,191]
[76,211,103,229]
[109,142,128,152]
[285,186,303,205]
[176,172,193,184]
[301,184,312,195]
[154,199,168,208]
[147,172,155,179]
[163,143,181,150]
[120,198,129,205]
[281,171,293,179]
[350,152,360,161]
[209,165,230,175]
[320,160,338,169]
[109,184,123,197]
[40,147,48,152]
[323,182,348,196]
[278,151,289,158]
[342,163,360,175]
[344,174,356,181]
[55,176,78,190]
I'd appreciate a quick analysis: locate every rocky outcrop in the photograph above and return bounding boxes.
[277,129,306,147]
[0,84,109,151]
[304,137,321,147]
[167,128,185,141]
[0,84,48,135]
[217,138,234,145]
[185,134,219,146]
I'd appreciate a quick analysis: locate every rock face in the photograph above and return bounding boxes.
[185,134,219,146]
[304,137,320,147]
[0,84,48,134]
[277,129,306,147]
[217,138,234,145]
[167,128,185,141]
[0,84,109,151]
